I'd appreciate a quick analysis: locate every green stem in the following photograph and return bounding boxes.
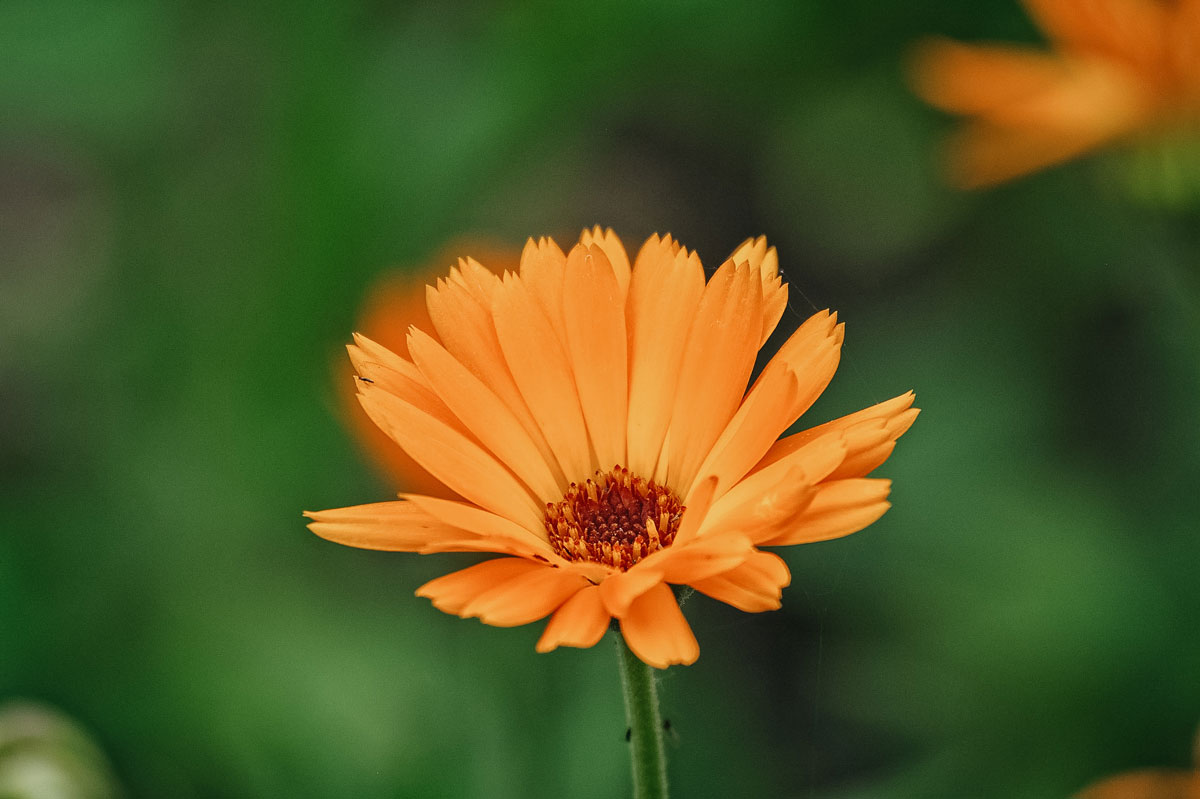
[614,631,669,799]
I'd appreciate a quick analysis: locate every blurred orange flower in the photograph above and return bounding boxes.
[308,228,917,668]
[1075,770,1200,799]
[339,241,517,497]
[910,0,1200,187]
[1075,730,1200,799]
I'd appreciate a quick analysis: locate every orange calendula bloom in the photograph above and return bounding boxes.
[307,228,918,669]
[910,0,1200,187]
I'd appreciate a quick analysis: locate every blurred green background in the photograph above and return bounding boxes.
[3,1,1199,797]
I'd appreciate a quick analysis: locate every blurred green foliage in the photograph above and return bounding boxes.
[2,1,1198,797]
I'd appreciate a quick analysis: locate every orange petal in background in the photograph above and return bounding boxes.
[1073,769,1200,799]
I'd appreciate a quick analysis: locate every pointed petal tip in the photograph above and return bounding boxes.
[304,518,338,543]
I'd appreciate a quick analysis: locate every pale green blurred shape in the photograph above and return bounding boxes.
[0,703,121,799]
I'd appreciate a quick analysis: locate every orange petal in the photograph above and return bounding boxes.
[407,327,564,501]
[910,38,1075,113]
[657,533,755,583]
[751,309,843,427]
[357,383,544,530]
[760,391,918,473]
[337,337,449,497]
[725,236,787,346]
[459,566,591,627]
[761,478,892,547]
[1169,2,1200,80]
[309,505,546,557]
[518,236,569,345]
[945,58,1151,187]
[401,493,556,557]
[347,335,466,437]
[909,29,1158,187]
[580,226,631,300]
[1021,0,1170,61]
[690,359,800,503]
[618,583,699,669]
[991,56,1149,132]
[425,276,561,475]
[562,243,628,470]
[651,429,672,486]
[675,475,719,546]
[699,466,819,546]
[493,272,593,481]
[347,333,426,392]
[762,284,788,345]
[598,564,665,618]
[829,413,919,480]
[536,585,612,652]
[416,557,544,615]
[304,501,463,552]
[668,261,763,493]
[945,113,1138,188]
[625,236,705,478]
[453,256,503,303]
[690,550,791,612]
[706,424,854,543]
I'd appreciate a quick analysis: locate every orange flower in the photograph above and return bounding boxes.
[910,0,1200,187]
[307,228,918,668]
[1074,770,1200,799]
[1075,731,1200,799]
[338,241,518,497]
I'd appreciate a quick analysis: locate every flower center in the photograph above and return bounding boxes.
[544,466,684,571]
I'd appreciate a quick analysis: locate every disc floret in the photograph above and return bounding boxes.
[544,466,684,570]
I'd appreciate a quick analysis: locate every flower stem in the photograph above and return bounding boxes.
[614,631,669,799]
